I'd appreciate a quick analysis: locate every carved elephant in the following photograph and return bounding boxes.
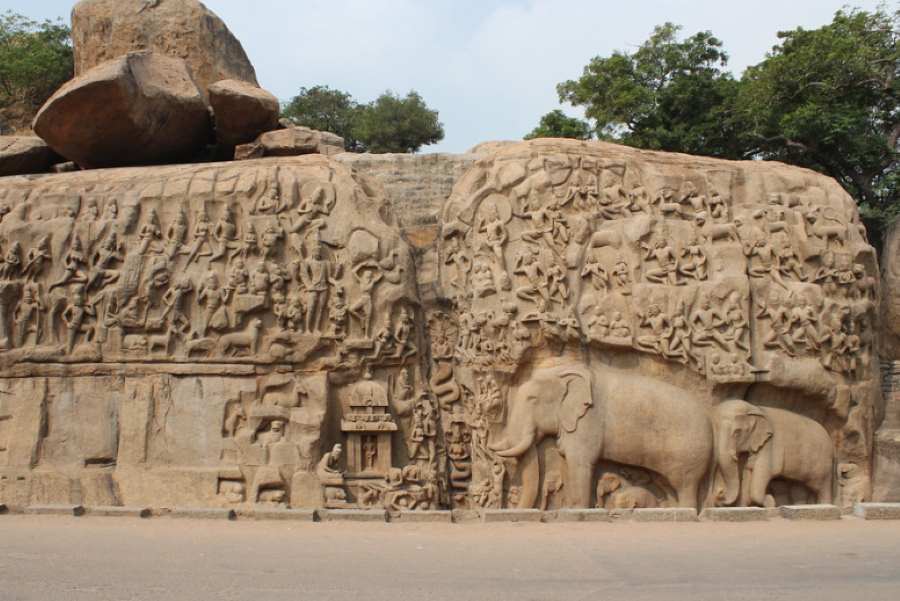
[596,472,659,510]
[712,399,834,507]
[489,362,713,509]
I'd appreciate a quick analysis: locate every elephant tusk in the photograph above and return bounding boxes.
[494,432,535,458]
[488,437,510,452]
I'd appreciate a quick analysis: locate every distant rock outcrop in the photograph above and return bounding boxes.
[71,0,258,99]
[33,52,211,169]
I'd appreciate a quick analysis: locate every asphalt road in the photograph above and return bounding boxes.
[1,515,899,601]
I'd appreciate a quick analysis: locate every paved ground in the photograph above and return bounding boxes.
[1,515,899,601]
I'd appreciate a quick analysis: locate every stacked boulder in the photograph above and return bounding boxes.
[8,0,343,174]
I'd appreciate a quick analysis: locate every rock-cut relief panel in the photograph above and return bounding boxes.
[436,140,879,511]
[0,156,445,511]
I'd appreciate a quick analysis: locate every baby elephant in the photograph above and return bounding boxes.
[596,472,659,510]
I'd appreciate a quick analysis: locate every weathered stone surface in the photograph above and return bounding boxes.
[166,507,236,520]
[779,504,842,520]
[481,509,543,523]
[874,220,900,501]
[0,139,883,515]
[246,508,316,521]
[317,509,388,522]
[33,52,211,169]
[544,508,611,522]
[632,508,699,522]
[24,504,86,516]
[85,506,152,518]
[235,127,345,161]
[388,510,453,523]
[71,0,258,99]
[699,507,769,522]
[208,80,280,148]
[0,137,60,176]
[853,502,900,520]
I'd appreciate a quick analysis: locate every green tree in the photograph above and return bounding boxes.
[354,90,444,153]
[0,11,73,132]
[556,23,744,159]
[524,109,592,140]
[281,85,359,151]
[737,8,899,233]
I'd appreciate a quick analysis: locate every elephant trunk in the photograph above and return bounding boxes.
[717,431,741,506]
[493,430,536,458]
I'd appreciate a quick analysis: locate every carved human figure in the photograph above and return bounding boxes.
[197,270,229,336]
[137,208,163,255]
[581,248,610,291]
[164,209,188,262]
[513,246,549,311]
[14,282,43,347]
[61,285,96,353]
[643,238,678,285]
[22,235,51,281]
[184,207,213,265]
[299,244,331,333]
[210,206,240,262]
[678,237,707,281]
[393,306,417,359]
[49,236,87,292]
[756,291,797,356]
[470,254,497,298]
[635,304,670,354]
[159,276,194,334]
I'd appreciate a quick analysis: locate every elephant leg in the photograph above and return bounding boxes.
[673,476,700,510]
[517,446,540,509]
[814,472,833,504]
[749,466,771,507]
[565,460,593,509]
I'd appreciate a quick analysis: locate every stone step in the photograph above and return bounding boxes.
[317,509,388,522]
[778,505,842,521]
[84,506,152,518]
[480,509,543,523]
[853,503,900,520]
[699,507,769,522]
[543,509,611,523]
[165,507,236,520]
[24,505,86,517]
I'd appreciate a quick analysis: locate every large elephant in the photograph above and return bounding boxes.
[712,399,834,506]
[489,362,713,509]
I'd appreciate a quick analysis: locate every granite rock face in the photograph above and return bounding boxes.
[0,137,61,177]
[208,80,280,148]
[33,52,212,169]
[71,0,258,100]
[235,127,345,161]
[0,140,883,513]
[875,219,900,501]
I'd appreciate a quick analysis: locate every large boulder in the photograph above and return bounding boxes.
[71,0,258,99]
[33,52,212,169]
[0,136,61,176]
[234,126,345,160]
[208,79,279,147]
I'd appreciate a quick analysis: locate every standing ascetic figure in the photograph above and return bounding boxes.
[438,139,878,511]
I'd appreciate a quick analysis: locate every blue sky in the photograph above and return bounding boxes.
[11,1,890,153]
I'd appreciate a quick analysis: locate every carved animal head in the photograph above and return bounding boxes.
[713,400,774,505]
[596,472,625,497]
[489,366,592,459]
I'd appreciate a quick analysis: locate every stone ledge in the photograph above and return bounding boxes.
[543,509,611,522]
[699,507,769,522]
[853,503,900,520]
[778,505,842,521]
[450,509,481,524]
[480,509,543,523]
[24,504,86,517]
[165,508,236,520]
[317,509,387,522]
[244,508,316,522]
[631,508,698,522]
[388,510,453,523]
[84,506,151,518]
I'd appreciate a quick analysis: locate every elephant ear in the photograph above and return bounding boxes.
[746,408,774,453]
[557,370,593,434]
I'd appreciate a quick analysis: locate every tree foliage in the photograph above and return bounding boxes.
[282,87,444,154]
[0,11,72,132]
[737,8,899,230]
[354,90,444,154]
[281,85,362,151]
[545,10,899,240]
[525,109,592,140]
[556,23,744,158]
